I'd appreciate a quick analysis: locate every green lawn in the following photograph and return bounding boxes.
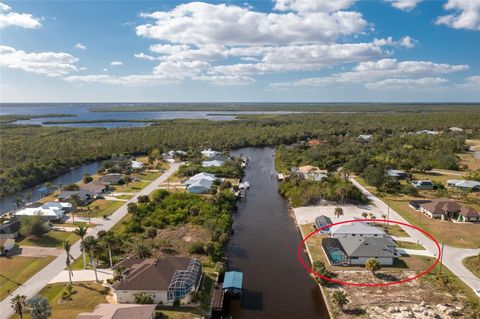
[134,171,162,181]
[52,221,88,228]
[18,231,79,248]
[114,194,133,200]
[113,180,150,193]
[381,224,409,237]
[463,255,480,279]
[17,282,109,319]
[0,256,55,300]
[76,199,124,218]
[395,240,426,250]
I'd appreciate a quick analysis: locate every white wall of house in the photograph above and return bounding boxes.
[349,257,394,266]
[114,290,169,305]
[420,208,443,219]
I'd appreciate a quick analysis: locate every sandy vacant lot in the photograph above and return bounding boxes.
[294,203,385,225]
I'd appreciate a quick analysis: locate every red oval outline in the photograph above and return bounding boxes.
[297,219,441,287]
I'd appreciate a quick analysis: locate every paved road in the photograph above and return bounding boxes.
[0,163,181,319]
[349,177,480,295]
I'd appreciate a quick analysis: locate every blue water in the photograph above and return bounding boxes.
[0,104,295,128]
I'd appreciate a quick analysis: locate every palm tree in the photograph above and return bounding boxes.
[365,258,381,275]
[83,236,99,282]
[73,225,89,269]
[334,207,344,218]
[26,295,51,319]
[332,290,348,311]
[63,240,73,286]
[101,233,116,268]
[10,294,27,319]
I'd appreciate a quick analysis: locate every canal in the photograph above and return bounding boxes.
[228,147,329,318]
[0,161,103,214]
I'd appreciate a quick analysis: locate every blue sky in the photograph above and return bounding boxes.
[0,0,479,102]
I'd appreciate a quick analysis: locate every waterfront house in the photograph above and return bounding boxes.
[322,237,396,266]
[447,179,480,191]
[99,173,123,185]
[79,181,108,195]
[185,173,217,186]
[201,149,221,158]
[293,165,328,181]
[187,179,213,194]
[330,222,387,238]
[315,215,333,235]
[202,159,224,167]
[418,198,461,220]
[0,220,21,239]
[14,202,72,221]
[58,190,93,205]
[112,257,202,305]
[411,180,435,190]
[77,304,156,319]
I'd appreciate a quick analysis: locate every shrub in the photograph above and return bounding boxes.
[187,241,205,254]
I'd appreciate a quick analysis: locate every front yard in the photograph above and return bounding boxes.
[463,254,480,279]
[0,256,55,300]
[113,180,150,193]
[18,231,80,248]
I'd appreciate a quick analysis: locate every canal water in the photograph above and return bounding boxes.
[228,147,329,319]
[0,161,103,214]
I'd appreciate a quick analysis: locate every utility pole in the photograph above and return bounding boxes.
[439,242,445,274]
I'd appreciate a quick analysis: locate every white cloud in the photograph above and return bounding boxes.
[436,0,480,31]
[110,61,123,66]
[0,2,42,29]
[193,75,255,86]
[270,59,468,88]
[64,74,179,86]
[398,36,417,48]
[134,52,161,61]
[0,45,78,76]
[373,36,417,48]
[74,43,86,50]
[365,77,448,89]
[136,2,368,46]
[386,0,422,11]
[273,0,356,13]
[457,75,480,90]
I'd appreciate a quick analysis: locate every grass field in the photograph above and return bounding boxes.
[52,221,88,228]
[381,224,409,237]
[463,255,480,279]
[15,282,110,319]
[114,194,133,200]
[76,199,124,218]
[134,171,162,181]
[0,256,55,300]
[395,240,425,250]
[113,180,150,193]
[384,199,480,248]
[18,231,79,248]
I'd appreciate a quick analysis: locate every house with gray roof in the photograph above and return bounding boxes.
[447,179,480,191]
[77,304,156,319]
[387,169,409,179]
[315,215,333,235]
[0,220,21,239]
[322,237,396,266]
[330,222,387,238]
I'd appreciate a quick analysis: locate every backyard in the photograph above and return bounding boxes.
[0,256,55,300]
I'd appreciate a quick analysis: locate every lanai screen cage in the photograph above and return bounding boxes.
[167,259,202,301]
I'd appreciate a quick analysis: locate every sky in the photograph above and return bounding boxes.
[0,0,479,103]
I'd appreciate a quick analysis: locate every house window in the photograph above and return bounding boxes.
[352,234,356,237]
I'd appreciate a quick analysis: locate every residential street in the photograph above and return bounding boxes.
[0,163,181,319]
[349,177,480,294]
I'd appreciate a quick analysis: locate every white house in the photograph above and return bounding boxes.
[187,179,213,194]
[112,258,202,306]
[201,149,221,158]
[131,160,144,169]
[447,179,480,191]
[14,202,72,220]
[202,160,224,167]
[185,173,217,186]
[330,222,387,238]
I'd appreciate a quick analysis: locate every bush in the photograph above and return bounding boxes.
[134,292,154,304]
[173,299,180,307]
[20,216,48,237]
[187,241,205,254]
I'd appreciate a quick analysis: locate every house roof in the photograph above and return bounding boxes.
[58,190,91,201]
[112,257,192,291]
[387,169,408,176]
[0,220,21,235]
[419,198,461,214]
[80,181,107,194]
[202,160,224,167]
[99,174,123,184]
[185,173,216,185]
[330,222,386,236]
[454,180,480,188]
[447,179,464,185]
[14,202,69,218]
[459,207,480,218]
[358,134,373,140]
[338,237,396,258]
[77,304,156,319]
[187,178,213,190]
[298,165,325,174]
[223,271,243,290]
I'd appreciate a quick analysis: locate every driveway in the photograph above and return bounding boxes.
[0,163,181,319]
[349,177,480,294]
